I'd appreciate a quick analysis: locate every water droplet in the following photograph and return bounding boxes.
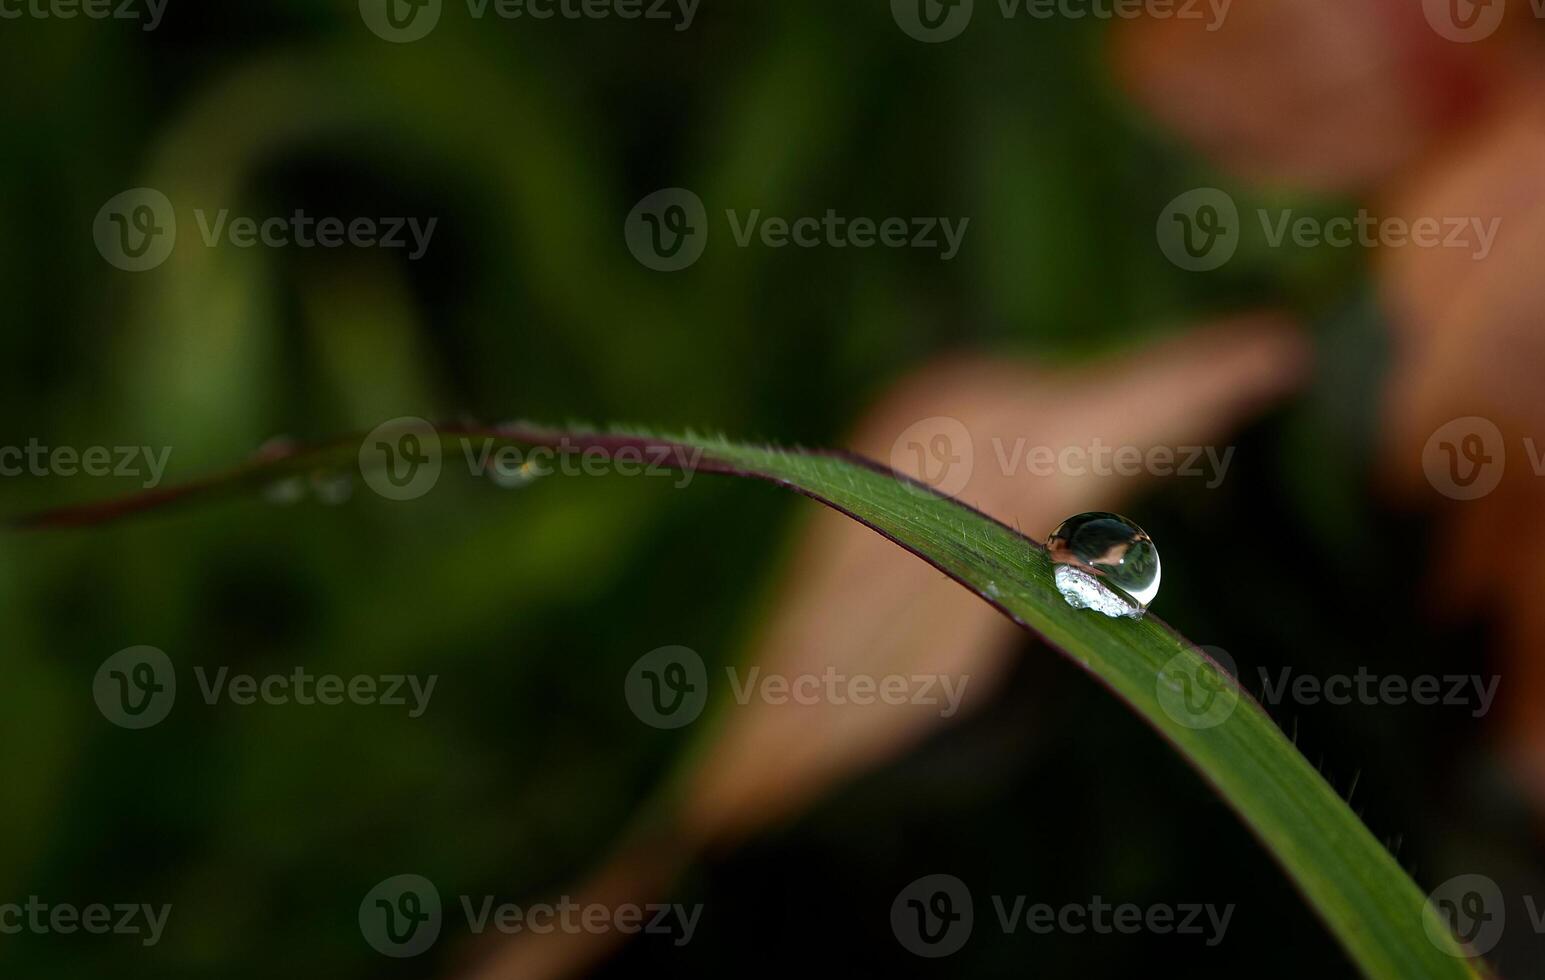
[263,477,305,505]
[1046,512,1160,620]
[489,459,542,489]
[311,470,353,505]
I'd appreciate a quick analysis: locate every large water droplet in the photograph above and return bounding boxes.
[1046,512,1160,619]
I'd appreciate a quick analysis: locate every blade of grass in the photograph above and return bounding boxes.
[12,422,1485,977]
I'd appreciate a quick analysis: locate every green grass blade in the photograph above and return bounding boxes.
[12,424,1485,977]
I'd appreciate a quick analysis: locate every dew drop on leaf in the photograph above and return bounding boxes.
[1047,512,1160,619]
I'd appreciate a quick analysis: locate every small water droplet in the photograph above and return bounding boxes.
[311,470,353,505]
[1046,512,1160,620]
[489,459,542,489]
[264,477,305,505]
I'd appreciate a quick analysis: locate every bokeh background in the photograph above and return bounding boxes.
[2,1,1543,976]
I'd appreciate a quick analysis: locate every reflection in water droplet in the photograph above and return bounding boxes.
[1046,512,1160,620]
